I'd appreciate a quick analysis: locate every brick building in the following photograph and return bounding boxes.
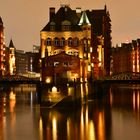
[0,17,6,75]
[111,39,140,76]
[40,5,112,83]
[6,39,16,75]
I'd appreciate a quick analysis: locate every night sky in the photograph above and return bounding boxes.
[0,0,140,51]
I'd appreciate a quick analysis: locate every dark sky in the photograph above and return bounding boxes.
[0,0,140,51]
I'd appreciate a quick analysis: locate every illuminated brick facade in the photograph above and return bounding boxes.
[0,17,6,75]
[111,39,140,75]
[8,40,16,75]
[42,52,86,83]
[40,5,112,83]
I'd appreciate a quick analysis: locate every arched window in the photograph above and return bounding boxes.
[87,38,91,45]
[54,37,59,46]
[83,38,88,45]
[46,38,52,46]
[68,37,73,47]
[67,49,79,56]
[60,37,65,47]
[83,38,88,52]
[73,37,79,47]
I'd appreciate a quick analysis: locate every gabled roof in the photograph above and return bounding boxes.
[41,5,111,36]
[42,5,82,31]
[46,51,80,61]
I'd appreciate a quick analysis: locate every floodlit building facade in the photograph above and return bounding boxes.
[0,17,6,75]
[40,5,112,83]
[8,39,16,75]
[111,39,140,78]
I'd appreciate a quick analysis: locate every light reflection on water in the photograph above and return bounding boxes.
[0,83,140,140]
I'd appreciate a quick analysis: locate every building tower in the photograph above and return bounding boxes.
[0,17,6,75]
[86,5,112,78]
[8,39,16,75]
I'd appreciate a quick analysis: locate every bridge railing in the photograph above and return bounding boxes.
[108,72,140,80]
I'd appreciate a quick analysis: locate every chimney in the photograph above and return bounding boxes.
[76,7,82,17]
[49,7,55,21]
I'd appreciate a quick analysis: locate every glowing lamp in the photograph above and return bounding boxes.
[45,77,51,83]
[52,86,57,93]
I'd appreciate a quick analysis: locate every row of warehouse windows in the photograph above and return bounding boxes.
[46,37,91,47]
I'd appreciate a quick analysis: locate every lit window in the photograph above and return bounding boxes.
[73,38,79,47]
[60,38,65,47]
[54,38,59,46]
[83,38,88,45]
[54,62,59,66]
[46,38,51,46]
[68,38,73,46]
[90,47,93,52]
[67,49,78,56]
[88,39,90,45]
[84,53,87,58]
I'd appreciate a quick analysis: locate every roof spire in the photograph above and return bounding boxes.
[78,11,91,25]
[104,4,107,11]
[9,39,15,48]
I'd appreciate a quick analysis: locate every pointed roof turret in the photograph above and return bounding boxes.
[9,39,15,48]
[78,11,91,25]
[0,17,3,25]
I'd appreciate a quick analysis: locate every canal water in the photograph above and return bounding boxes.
[0,83,140,140]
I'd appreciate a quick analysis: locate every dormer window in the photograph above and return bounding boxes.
[50,22,55,31]
[61,20,71,31]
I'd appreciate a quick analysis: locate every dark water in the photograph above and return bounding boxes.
[0,83,140,140]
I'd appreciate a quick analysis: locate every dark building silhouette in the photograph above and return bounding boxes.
[26,51,40,74]
[15,50,28,75]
